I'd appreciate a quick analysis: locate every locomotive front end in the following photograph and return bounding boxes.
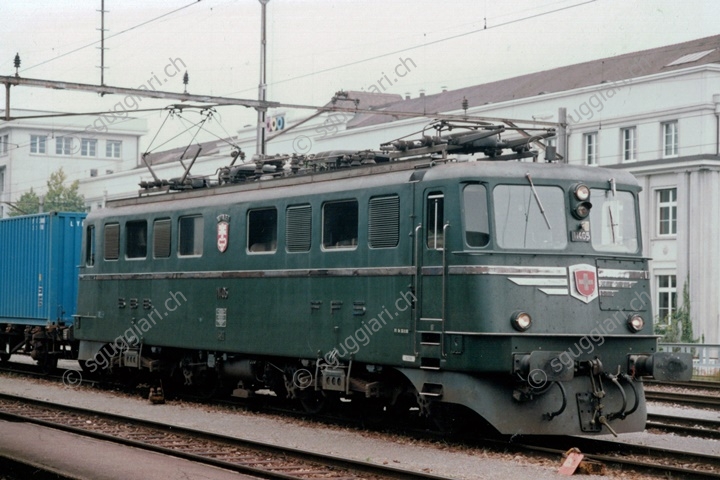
[400,163,692,436]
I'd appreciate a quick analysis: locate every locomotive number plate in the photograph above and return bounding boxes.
[571,230,591,242]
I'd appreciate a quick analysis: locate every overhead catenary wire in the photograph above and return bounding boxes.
[19,1,203,74]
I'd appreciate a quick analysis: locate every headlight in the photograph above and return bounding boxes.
[511,311,532,332]
[574,203,592,219]
[627,314,644,332]
[574,184,590,201]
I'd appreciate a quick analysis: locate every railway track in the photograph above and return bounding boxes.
[644,390,720,408]
[4,363,720,478]
[647,413,720,440]
[0,392,451,480]
[509,435,720,479]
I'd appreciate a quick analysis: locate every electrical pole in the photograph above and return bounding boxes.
[98,0,108,86]
[256,0,269,156]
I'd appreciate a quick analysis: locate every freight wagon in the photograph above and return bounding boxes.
[0,212,85,369]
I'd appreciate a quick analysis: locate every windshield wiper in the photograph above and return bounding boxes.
[608,206,617,243]
[525,173,551,230]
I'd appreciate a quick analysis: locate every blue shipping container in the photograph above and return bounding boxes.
[0,212,85,326]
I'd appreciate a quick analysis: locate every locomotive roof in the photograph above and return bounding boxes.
[95,159,639,219]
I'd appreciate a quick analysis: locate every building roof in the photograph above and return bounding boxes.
[347,34,720,129]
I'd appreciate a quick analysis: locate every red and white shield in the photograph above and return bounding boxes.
[217,221,229,253]
[568,264,598,303]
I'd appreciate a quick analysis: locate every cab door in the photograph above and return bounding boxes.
[414,189,447,370]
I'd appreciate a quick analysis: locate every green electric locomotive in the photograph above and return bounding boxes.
[74,121,691,435]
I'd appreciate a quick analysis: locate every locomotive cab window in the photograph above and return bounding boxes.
[104,223,120,260]
[178,215,204,256]
[153,218,171,258]
[426,192,444,249]
[463,185,489,247]
[85,225,96,266]
[589,189,638,253]
[248,208,277,253]
[493,185,567,250]
[323,200,358,249]
[126,220,147,259]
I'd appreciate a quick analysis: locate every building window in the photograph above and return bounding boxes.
[584,132,597,165]
[662,121,678,157]
[106,140,122,158]
[656,275,677,324]
[657,188,677,236]
[30,135,46,154]
[323,200,358,249]
[56,137,73,155]
[622,127,636,162]
[0,134,8,154]
[0,166,5,194]
[81,138,97,157]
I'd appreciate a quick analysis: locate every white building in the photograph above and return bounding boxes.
[0,109,146,217]
[4,35,720,344]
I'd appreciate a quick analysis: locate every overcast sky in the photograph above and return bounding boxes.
[2,0,719,149]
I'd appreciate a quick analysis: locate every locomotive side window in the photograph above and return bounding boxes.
[323,200,358,249]
[104,223,120,260]
[178,215,204,256]
[463,185,489,247]
[85,225,96,266]
[248,208,277,253]
[153,218,171,258]
[589,189,638,253]
[286,204,312,253]
[426,192,444,249]
[126,220,147,259]
[368,195,399,248]
[493,185,567,250]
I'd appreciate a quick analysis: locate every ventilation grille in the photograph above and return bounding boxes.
[369,195,399,248]
[286,205,312,252]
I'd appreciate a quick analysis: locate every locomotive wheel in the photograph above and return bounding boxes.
[299,390,327,414]
[430,403,471,434]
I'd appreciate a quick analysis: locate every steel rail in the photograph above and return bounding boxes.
[647,413,720,440]
[0,392,452,480]
[644,390,720,407]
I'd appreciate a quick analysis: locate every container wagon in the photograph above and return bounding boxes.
[0,212,85,369]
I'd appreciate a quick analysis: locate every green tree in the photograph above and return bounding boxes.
[660,276,697,343]
[9,188,40,216]
[9,168,86,216]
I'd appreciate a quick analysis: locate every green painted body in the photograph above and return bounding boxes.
[74,159,675,435]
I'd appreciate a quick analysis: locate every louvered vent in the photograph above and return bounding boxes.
[104,223,120,260]
[153,219,171,258]
[369,195,399,248]
[286,205,312,252]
